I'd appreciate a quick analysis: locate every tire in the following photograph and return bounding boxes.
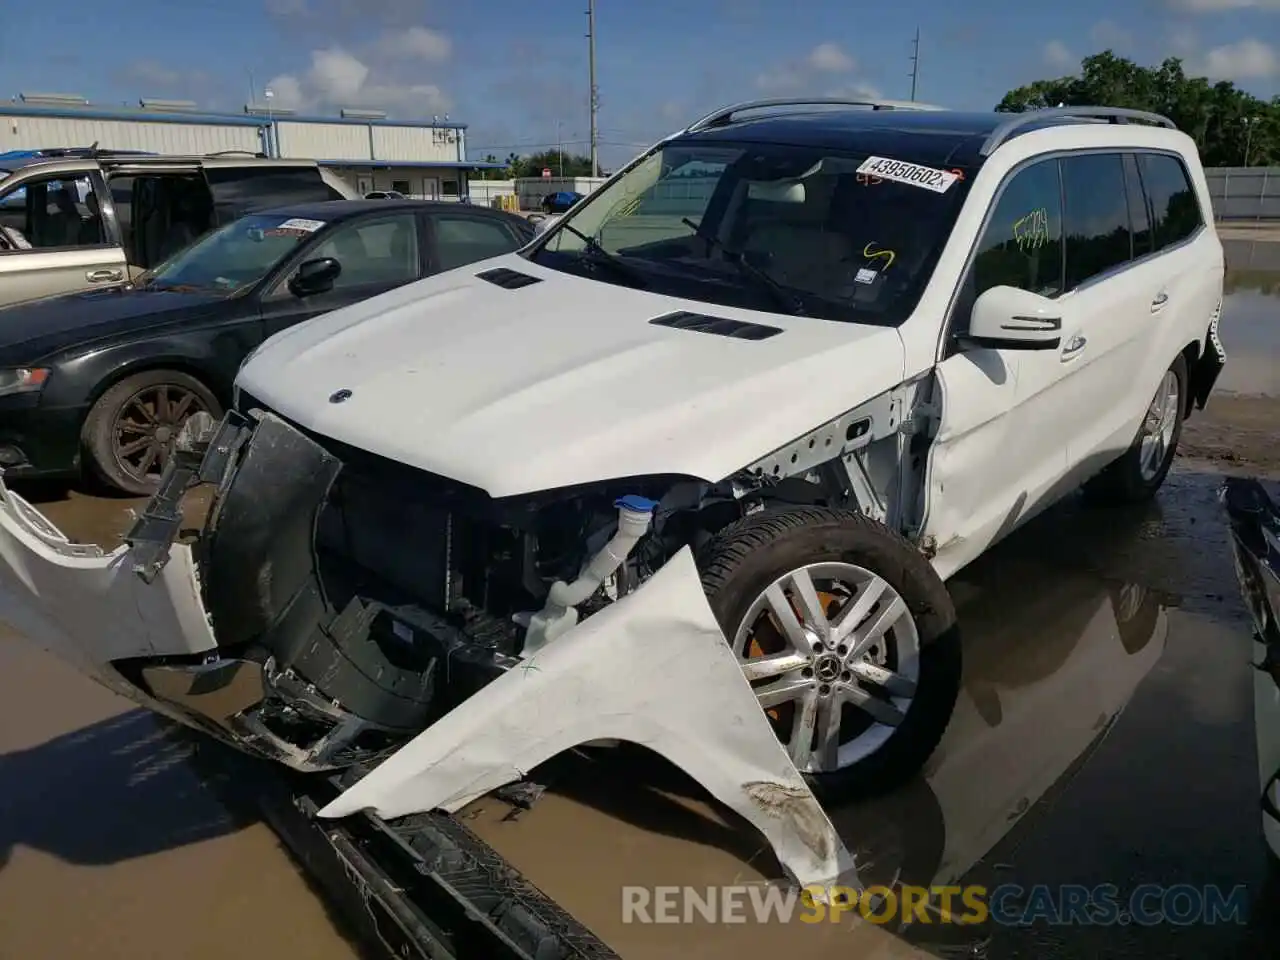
[82,369,222,496]
[1108,583,1162,655]
[1083,354,1187,506]
[697,506,961,805]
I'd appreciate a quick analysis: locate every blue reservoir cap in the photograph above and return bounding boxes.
[615,494,659,513]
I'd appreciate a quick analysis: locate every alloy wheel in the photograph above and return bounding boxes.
[1138,370,1181,482]
[111,383,208,483]
[732,561,920,774]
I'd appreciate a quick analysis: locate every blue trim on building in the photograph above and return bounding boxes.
[2,101,468,130]
[318,159,508,169]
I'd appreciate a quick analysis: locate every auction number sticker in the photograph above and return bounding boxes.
[276,217,326,232]
[856,156,960,194]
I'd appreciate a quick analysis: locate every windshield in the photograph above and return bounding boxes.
[525,138,973,325]
[140,212,326,293]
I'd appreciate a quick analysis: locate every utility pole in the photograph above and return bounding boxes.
[908,27,920,102]
[556,119,564,176]
[587,0,599,177]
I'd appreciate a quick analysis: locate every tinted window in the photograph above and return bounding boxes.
[971,159,1063,299]
[1140,154,1201,250]
[532,140,973,327]
[203,166,334,224]
[1123,154,1153,258]
[311,212,420,289]
[432,215,523,271]
[1062,152,1131,289]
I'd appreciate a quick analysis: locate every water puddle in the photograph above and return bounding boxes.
[1220,268,1280,397]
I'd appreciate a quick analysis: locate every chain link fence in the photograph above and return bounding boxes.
[1207,167,1280,222]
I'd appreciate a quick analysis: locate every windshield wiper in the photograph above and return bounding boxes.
[681,217,806,316]
[555,222,648,287]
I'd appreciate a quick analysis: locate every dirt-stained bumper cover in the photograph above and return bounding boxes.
[0,478,218,697]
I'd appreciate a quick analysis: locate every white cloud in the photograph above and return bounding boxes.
[1089,19,1131,49]
[377,26,452,61]
[266,40,452,117]
[1043,40,1076,70]
[1169,0,1280,10]
[807,42,855,73]
[1167,25,1200,55]
[826,82,884,100]
[1197,38,1279,79]
[755,65,804,92]
[756,43,874,96]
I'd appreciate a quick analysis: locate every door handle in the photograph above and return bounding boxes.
[1060,334,1087,361]
[1151,291,1169,312]
[86,269,124,283]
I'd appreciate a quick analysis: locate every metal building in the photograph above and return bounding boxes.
[1,92,502,200]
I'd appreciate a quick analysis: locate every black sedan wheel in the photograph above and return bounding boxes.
[83,369,222,496]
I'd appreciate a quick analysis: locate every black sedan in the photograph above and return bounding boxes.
[0,199,533,495]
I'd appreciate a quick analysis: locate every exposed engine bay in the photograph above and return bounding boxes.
[117,377,934,778]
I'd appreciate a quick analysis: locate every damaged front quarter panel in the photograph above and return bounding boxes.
[320,546,856,893]
[0,404,855,895]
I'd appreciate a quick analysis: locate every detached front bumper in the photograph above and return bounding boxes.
[0,408,854,892]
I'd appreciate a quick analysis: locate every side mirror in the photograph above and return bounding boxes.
[289,257,341,297]
[964,285,1062,350]
[533,215,560,237]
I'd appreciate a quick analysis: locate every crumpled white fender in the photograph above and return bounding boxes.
[321,546,857,892]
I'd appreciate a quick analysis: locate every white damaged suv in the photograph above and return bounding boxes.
[0,100,1225,855]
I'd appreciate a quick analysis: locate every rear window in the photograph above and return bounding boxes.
[203,165,336,224]
[1139,154,1202,251]
[529,140,973,327]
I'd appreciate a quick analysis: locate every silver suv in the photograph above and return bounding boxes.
[0,148,357,305]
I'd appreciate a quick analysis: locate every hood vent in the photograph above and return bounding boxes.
[649,310,783,341]
[476,267,542,289]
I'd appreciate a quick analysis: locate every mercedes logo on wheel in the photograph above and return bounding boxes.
[329,389,353,404]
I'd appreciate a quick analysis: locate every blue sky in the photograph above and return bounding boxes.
[1,0,1277,168]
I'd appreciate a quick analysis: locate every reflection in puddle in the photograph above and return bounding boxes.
[823,558,1169,927]
[1219,267,1280,396]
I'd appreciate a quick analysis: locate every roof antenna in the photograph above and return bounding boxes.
[88,140,99,157]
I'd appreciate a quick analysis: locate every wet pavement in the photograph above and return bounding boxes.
[0,261,1278,959]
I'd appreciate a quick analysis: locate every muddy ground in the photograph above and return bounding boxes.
[0,257,1277,959]
[1181,395,1278,474]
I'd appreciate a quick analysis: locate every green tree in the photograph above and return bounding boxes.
[997,51,1280,166]
[473,153,507,181]
[511,150,595,178]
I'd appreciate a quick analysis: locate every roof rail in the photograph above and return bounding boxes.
[19,145,157,160]
[685,97,947,133]
[979,106,1177,156]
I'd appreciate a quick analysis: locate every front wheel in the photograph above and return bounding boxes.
[698,507,961,805]
[82,369,223,496]
[1084,354,1187,505]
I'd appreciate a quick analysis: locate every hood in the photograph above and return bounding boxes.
[0,286,226,364]
[237,254,907,498]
